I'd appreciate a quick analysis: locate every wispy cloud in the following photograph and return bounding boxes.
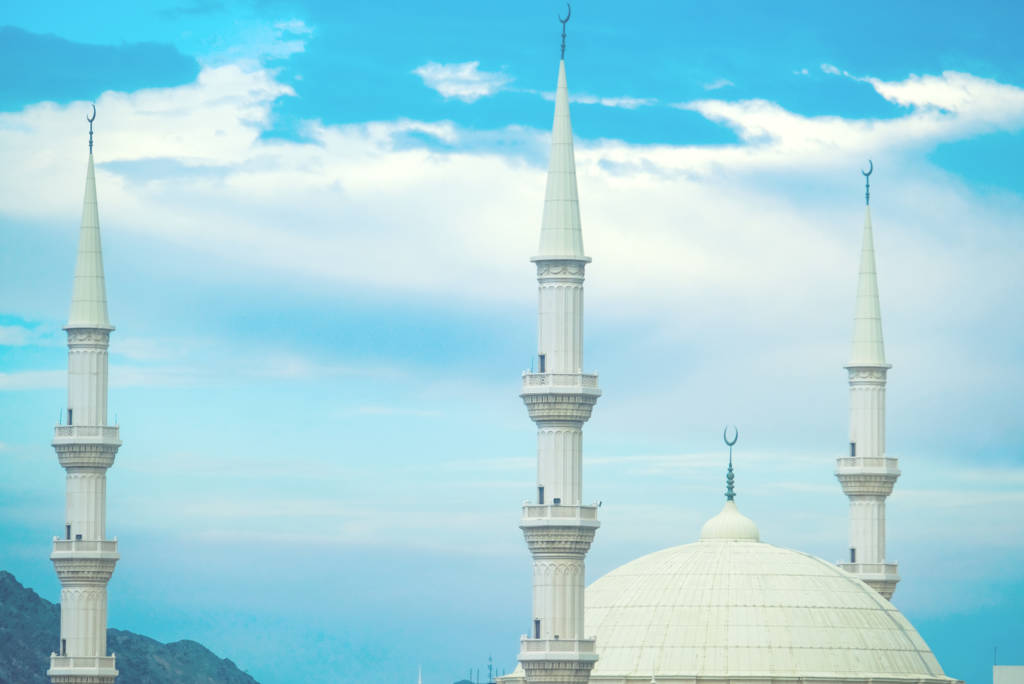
[0,369,63,390]
[703,78,734,91]
[538,90,657,109]
[412,61,512,103]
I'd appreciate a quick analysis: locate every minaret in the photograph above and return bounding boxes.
[518,8,601,684]
[48,107,121,684]
[836,162,900,600]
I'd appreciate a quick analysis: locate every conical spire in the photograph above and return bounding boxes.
[67,149,112,330]
[849,205,885,365]
[536,59,586,260]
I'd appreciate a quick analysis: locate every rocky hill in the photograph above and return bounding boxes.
[0,570,259,684]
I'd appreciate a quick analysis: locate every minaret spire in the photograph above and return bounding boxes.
[68,106,112,331]
[48,108,121,684]
[538,7,584,261]
[517,11,600,684]
[836,163,900,600]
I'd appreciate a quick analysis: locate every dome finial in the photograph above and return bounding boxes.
[558,4,571,60]
[87,104,96,154]
[723,425,738,501]
[862,159,873,206]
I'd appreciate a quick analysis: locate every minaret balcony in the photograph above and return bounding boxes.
[522,372,599,391]
[521,506,599,556]
[837,562,900,600]
[51,538,119,583]
[48,654,117,678]
[520,636,597,658]
[836,457,900,496]
[521,503,599,525]
[53,425,121,469]
[53,425,121,446]
[521,373,601,423]
[51,538,119,558]
[519,636,598,661]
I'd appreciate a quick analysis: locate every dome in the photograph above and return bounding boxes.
[583,533,958,682]
[501,503,960,684]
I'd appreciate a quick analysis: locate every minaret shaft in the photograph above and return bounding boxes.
[67,333,110,427]
[537,273,584,375]
[518,57,599,684]
[49,149,120,684]
[836,205,899,600]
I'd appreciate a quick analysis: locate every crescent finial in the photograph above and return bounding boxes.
[723,425,738,447]
[723,425,738,501]
[87,103,96,154]
[559,3,571,60]
[861,159,873,205]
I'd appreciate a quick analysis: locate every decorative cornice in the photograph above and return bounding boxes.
[521,524,597,556]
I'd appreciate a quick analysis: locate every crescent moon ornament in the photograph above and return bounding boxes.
[861,159,873,205]
[558,4,571,59]
[87,103,96,153]
[723,425,738,447]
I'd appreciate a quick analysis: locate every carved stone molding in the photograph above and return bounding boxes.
[66,329,111,347]
[54,443,118,470]
[536,260,586,281]
[521,658,596,684]
[53,558,117,584]
[836,472,899,497]
[522,525,597,556]
[846,366,889,383]
[522,393,598,424]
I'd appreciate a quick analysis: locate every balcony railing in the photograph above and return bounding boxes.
[53,425,121,442]
[52,539,119,554]
[522,372,599,388]
[838,562,900,576]
[521,504,598,521]
[520,638,596,655]
[835,457,900,473]
[48,654,117,674]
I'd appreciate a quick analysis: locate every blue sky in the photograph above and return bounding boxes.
[1,1,1023,683]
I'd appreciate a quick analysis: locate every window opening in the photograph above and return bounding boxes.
[850,442,856,457]
[850,547,856,563]
[538,354,546,373]
[65,524,71,540]
[67,409,73,426]
[61,639,67,656]
[533,619,541,639]
[553,497,561,505]
[538,486,544,504]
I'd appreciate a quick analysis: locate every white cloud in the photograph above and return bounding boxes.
[0,369,64,390]
[275,18,313,35]
[0,324,33,346]
[703,78,734,91]
[539,90,657,109]
[1,62,1023,457]
[412,61,512,103]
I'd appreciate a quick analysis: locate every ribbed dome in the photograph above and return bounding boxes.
[582,538,958,682]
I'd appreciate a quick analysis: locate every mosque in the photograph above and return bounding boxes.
[498,10,963,684]
[41,9,964,684]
